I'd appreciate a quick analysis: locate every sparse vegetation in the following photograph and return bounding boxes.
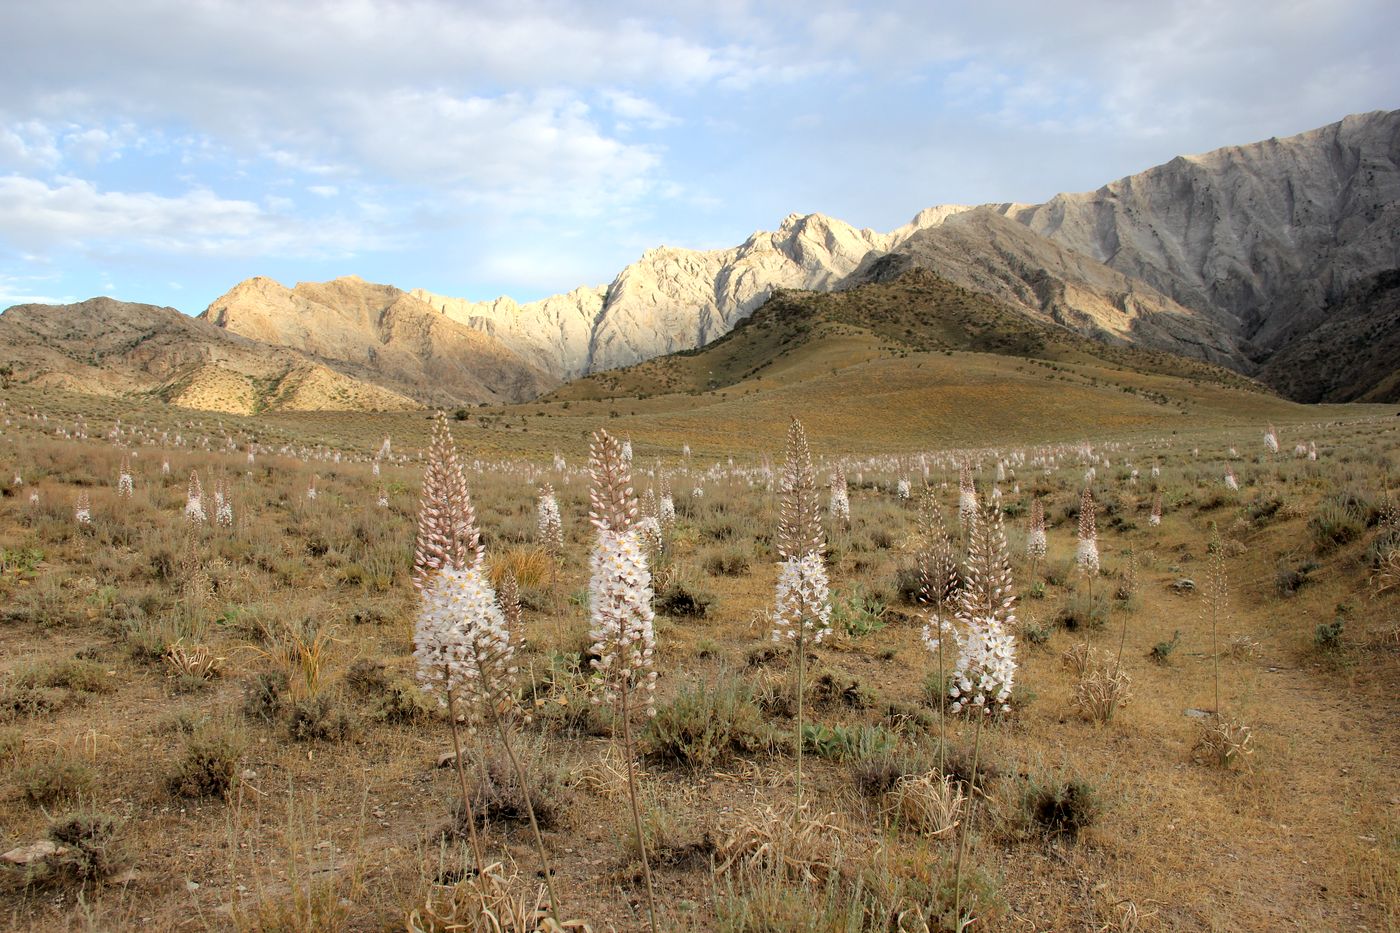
[0,385,1393,931]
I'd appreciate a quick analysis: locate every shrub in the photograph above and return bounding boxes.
[702,546,751,577]
[891,564,923,605]
[287,693,357,742]
[450,742,575,832]
[801,723,897,762]
[13,658,114,694]
[17,753,96,806]
[1055,590,1110,631]
[1308,496,1367,553]
[11,810,129,886]
[831,586,888,637]
[1275,559,1318,595]
[1314,617,1345,652]
[1149,631,1181,665]
[653,579,711,617]
[243,670,288,722]
[168,728,243,799]
[852,750,933,798]
[645,677,772,770]
[1022,776,1099,840]
[885,772,965,837]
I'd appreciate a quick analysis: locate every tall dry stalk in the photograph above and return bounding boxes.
[771,418,829,809]
[413,411,482,590]
[917,490,959,775]
[587,429,659,933]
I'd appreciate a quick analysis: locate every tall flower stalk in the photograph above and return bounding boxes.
[413,412,482,590]
[1026,497,1046,583]
[771,418,828,809]
[586,429,659,933]
[917,491,960,774]
[412,416,562,921]
[1076,487,1099,598]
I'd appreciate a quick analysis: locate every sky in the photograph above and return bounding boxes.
[1,0,1396,314]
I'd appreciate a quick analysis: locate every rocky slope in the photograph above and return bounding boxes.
[846,208,1245,368]
[202,275,555,407]
[1256,268,1400,403]
[0,298,418,414]
[996,109,1400,358]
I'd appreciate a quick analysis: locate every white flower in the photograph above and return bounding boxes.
[829,479,850,525]
[1026,528,1047,559]
[588,529,658,712]
[659,495,676,525]
[1263,427,1279,455]
[117,472,133,498]
[896,479,911,500]
[947,614,1016,715]
[185,495,206,523]
[413,566,516,718]
[1224,469,1239,491]
[1076,537,1100,575]
[771,553,832,645]
[537,488,563,550]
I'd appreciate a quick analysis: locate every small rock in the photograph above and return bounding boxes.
[186,880,201,892]
[437,751,462,769]
[1170,579,1196,594]
[1,840,66,866]
[1183,708,1211,719]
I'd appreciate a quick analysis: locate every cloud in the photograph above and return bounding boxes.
[0,267,72,306]
[604,91,679,130]
[0,175,385,258]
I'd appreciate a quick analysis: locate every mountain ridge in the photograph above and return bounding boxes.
[1,109,1396,410]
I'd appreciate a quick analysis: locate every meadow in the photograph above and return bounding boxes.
[0,383,1396,932]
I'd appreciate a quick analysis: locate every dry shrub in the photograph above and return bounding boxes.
[250,617,341,701]
[17,752,96,806]
[408,861,591,933]
[643,676,772,770]
[576,743,630,801]
[1021,776,1100,840]
[1071,666,1132,723]
[4,810,128,886]
[1061,642,1101,678]
[287,693,358,742]
[884,772,965,837]
[451,742,575,833]
[488,546,554,593]
[716,804,847,883]
[168,727,243,798]
[1194,716,1254,768]
[164,639,224,681]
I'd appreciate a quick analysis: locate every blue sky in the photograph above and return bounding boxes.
[1,0,1396,313]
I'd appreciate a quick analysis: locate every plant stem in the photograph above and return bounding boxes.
[952,712,984,930]
[795,625,806,809]
[445,685,486,878]
[488,703,563,923]
[620,679,659,933]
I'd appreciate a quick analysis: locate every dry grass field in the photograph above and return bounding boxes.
[0,356,1396,931]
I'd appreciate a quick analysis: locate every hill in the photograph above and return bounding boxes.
[0,297,418,415]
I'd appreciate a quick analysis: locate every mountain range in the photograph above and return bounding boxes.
[1,109,1396,413]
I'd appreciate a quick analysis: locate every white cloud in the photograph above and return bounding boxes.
[0,175,386,258]
[604,91,680,130]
